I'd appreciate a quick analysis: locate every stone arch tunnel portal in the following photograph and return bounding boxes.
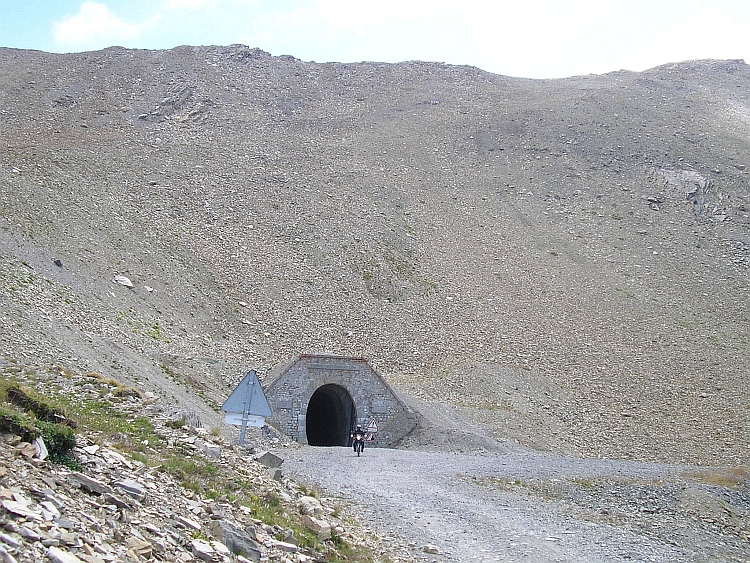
[265,354,418,446]
[305,384,356,446]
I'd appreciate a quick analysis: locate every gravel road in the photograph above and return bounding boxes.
[283,446,750,563]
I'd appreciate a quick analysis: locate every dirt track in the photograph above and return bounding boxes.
[284,446,750,563]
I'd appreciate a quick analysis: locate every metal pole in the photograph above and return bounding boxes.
[238,370,255,445]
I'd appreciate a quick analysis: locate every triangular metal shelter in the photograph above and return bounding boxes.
[222,370,272,444]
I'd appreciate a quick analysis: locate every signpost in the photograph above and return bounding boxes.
[364,417,378,443]
[221,370,272,445]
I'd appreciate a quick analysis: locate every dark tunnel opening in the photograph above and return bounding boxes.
[306,384,356,446]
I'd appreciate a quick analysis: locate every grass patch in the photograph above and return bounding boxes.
[0,405,44,443]
[161,456,221,495]
[52,392,162,454]
[687,467,750,488]
[86,372,142,398]
[4,383,75,426]
[0,379,79,467]
[327,531,378,563]
[0,364,379,563]
[244,491,289,527]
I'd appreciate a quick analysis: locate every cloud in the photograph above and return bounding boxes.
[48,0,750,77]
[266,0,649,77]
[458,1,644,77]
[52,2,160,50]
[314,0,459,31]
[616,6,750,72]
[163,0,214,10]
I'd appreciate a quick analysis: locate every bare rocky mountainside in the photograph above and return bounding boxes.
[0,45,748,466]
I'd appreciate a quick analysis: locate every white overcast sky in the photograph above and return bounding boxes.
[1,0,749,78]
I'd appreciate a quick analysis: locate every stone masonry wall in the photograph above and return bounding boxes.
[264,355,417,446]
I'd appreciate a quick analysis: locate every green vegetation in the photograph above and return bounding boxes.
[0,362,378,563]
[401,215,416,236]
[353,244,439,300]
[0,258,37,289]
[35,419,78,466]
[115,308,168,342]
[161,457,220,494]
[299,483,318,497]
[328,531,376,563]
[0,379,78,467]
[85,371,142,398]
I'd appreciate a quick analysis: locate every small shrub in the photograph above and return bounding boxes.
[37,420,80,469]
[326,531,376,563]
[112,386,142,398]
[243,492,290,528]
[166,417,186,429]
[299,484,318,498]
[36,419,76,460]
[0,398,78,469]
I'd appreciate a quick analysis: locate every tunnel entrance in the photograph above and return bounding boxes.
[265,354,418,446]
[305,384,356,446]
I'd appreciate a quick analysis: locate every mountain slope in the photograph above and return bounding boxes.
[1,46,748,464]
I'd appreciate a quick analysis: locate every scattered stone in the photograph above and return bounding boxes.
[67,473,114,496]
[196,439,222,460]
[255,451,283,469]
[2,500,42,521]
[113,479,146,501]
[175,515,202,531]
[297,496,323,517]
[208,521,263,562]
[0,545,19,563]
[268,540,298,553]
[32,437,48,460]
[301,515,331,541]
[0,532,21,548]
[40,500,61,519]
[47,546,84,563]
[17,442,36,459]
[1,47,750,563]
[190,539,214,561]
[142,391,158,405]
[113,275,134,288]
[127,537,153,559]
